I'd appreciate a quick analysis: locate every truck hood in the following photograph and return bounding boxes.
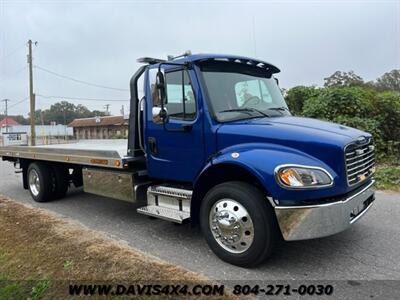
[217,116,371,175]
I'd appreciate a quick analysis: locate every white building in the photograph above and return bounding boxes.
[0,124,73,137]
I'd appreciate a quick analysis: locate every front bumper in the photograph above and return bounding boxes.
[272,180,375,241]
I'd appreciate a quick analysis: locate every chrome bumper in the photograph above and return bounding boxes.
[273,180,375,241]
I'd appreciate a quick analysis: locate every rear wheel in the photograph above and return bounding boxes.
[27,162,53,202]
[71,168,83,188]
[50,164,69,199]
[200,181,276,267]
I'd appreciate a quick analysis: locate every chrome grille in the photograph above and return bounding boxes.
[345,138,375,186]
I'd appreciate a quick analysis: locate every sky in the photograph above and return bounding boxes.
[0,0,399,117]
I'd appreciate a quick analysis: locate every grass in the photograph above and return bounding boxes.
[0,275,50,300]
[375,165,400,192]
[0,281,28,300]
[31,279,51,300]
[63,260,74,270]
[0,196,228,299]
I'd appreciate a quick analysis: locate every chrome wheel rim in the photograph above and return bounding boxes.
[29,169,40,196]
[209,199,254,254]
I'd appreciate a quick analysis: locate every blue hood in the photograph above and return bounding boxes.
[217,116,371,177]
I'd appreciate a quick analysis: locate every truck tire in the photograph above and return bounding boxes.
[27,162,54,202]
[50,165,69,199]
[71,168,83,188]
[200,181,276,267]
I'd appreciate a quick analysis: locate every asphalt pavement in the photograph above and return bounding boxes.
[1,160,399,297]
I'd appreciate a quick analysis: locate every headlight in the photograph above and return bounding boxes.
[275,165,333,189]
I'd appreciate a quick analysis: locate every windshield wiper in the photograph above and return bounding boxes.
[266,106,290,116]
[219,108,271,117]
[267,106,289,112]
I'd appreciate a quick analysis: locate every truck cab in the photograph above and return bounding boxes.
[133,53,375,266]
[0,53,376,267]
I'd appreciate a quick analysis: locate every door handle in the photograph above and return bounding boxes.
[148,137,158,155]
[181,124,192,132]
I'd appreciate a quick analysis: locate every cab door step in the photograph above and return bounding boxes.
[136,185,192,224]
[137,206,190,223]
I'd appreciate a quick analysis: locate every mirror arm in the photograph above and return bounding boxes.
[157,64,165,121]
[182,70,186,119]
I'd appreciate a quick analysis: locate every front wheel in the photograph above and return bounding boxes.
[200,181,277,267]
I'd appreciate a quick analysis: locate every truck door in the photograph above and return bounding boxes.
[145,67,205,182]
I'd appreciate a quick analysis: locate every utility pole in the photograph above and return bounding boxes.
[120,105,124,117]
[1,99,10,132]
[28,40,36,145]
[104,104,110,116]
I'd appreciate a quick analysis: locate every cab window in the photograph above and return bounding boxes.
[150,68,196,121]
[165,70,196,120]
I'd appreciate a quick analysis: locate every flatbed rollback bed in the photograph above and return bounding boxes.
[0,139,136,169]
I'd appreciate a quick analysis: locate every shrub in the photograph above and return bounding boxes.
[369,92,400,142]
[374,166,400,191]
[285,86,321,116]
[298,86,399,164]
[302,86,375,120]
[333,115,384,149]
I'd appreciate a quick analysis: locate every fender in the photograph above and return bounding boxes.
[195,142,344,205]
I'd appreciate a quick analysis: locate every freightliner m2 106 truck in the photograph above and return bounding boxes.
[0,53,376,267]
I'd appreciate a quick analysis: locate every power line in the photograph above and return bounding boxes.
[34,65,129,92]
[7,97,29,109]
[36,94,128,102]
[11,65,28,76]
[0,42,26,61]
[0,65,27,82]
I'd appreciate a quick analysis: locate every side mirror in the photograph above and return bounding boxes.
[156,70,166,105]
[153,70,169,124]
[152,107,169,124]
[274,77,279,86]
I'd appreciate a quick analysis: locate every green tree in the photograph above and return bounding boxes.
[375,69,400,92]
[369,91,400,142]
[324,71,364,87]
[0,114,29,125]
[45,101,77,125]
[13,115,29,125]
[302,86,374,120]
[92,110,106,116]
[285,86,320,115]
[27,101,107,125]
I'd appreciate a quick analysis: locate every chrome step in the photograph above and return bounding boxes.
[148,185,192,200]
[137,205,190,223]
[137,184,192,223]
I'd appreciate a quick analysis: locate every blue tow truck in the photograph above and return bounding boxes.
[0,52,376,267]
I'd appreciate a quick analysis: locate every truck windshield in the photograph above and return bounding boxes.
[200,63,290,122]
